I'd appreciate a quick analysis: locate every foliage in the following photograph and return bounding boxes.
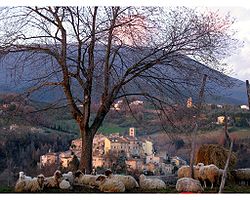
[0,126,75,186]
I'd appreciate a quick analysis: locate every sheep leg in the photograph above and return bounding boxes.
[210,183,213,189]
[203,181,207,188]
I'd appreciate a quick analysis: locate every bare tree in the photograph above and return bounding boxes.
[0,6,238,172]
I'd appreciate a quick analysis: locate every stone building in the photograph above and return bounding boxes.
[40,152,58,168]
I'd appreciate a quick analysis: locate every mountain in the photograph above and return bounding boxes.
[0,50,248,105]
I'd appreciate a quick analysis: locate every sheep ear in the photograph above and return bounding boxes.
[96,176,101,181]
[96,175,105,181]
[104,169,112,177]
[74,171,82,178]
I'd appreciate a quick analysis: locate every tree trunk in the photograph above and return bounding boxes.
[189,123,198,178]
[79,126,94,174]
[246,80,250,108]
[219,141,233,193]
[224,115,231,148]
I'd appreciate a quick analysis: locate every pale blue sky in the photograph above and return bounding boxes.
[1,0,250,81]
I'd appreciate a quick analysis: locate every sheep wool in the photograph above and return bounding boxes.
[110,174,139,190]
[74,170,99,187]
[96,175,125,192]
[15,172,34,192]
[231,168,250,186]
[177,165,200,180]
[139,174,166,190]
[44,170,63,188]
[21,174,45,192]
[15,179,28,192]
[198,164,220,189]
[27,174,45,192]
[59,180,71,190]
[176,177,203,193]
[62,171,74,185]
[18,171,32,181]
[104,170,139,191]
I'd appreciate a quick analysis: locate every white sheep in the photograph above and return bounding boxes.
[177,165,200,180]
[139,174,166,191]
[59,179,72,190]
[62,171,74,185]
[105,170,139,191]
[96,175,125,192]
[24,174,45,192]
[15,172,33,192]
[15,174,45,192]
[198,164,220,189]
[18,171,32,181]
[44,170,63,188]
[176,177,203,193]
[74,170,99,188]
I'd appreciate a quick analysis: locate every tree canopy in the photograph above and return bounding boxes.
[0,6,239,172]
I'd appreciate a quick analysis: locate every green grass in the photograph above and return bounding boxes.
[2,184,250,193]
[55,119,80,133]
[0,186,14,193]
[55,119,129,135]
[99,122,128,134]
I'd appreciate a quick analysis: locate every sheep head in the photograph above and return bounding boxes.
[96,175,106,183]
[197,163,205,168]
[139,174,146,181]
[54,170,63,185]
[67,171,73,176]
[104,169,113,177]
[19,171,25,180]
[74,170,83,178]
[37,174,45,188]
[54,170,62,179]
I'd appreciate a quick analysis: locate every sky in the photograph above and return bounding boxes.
[1,0,250,82]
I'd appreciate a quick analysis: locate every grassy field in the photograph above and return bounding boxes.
[98,122,128,134]
[1,184,250,193]
[55,119,129,135]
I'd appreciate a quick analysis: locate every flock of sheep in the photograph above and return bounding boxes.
[177,163,250,193]
[14,164,250,193]
[14,169,167,193]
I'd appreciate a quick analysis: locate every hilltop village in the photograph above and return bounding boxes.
[39,127,186,175]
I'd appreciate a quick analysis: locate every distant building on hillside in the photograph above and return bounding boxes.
[129,127,136,137]
[170,156,187,167]
[146,154,161,164]
[130,100,144,106]
[217,116,225,124]
[240,105,249,110]
[126,158,144,170]
[141,139,153,156]
[40,152,58,168]
[59,150,74,168]
[40,128,157,170]
[9,124,19,131]
[187,97,192,108]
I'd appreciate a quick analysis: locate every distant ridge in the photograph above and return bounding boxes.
[0,50,247,105]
